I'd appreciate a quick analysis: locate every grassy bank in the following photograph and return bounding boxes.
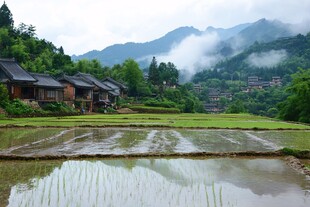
[0,113,309,129]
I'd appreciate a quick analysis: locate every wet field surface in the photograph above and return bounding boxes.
[0,158,309,207]
[0,128,309,206]
[0,128,309,156]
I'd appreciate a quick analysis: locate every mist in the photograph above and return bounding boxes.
[157,32,222,82]
[246,50,288,68]
[290,19,310,35]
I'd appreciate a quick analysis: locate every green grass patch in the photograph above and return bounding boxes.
[0,113,309,129]
[281,148,310,158]
[129,106,181,114]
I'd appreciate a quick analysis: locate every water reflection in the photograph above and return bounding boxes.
[0,128,309,155]
[2,158,310,207]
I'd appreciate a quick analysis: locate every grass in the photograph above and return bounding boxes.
[0,113,309,129]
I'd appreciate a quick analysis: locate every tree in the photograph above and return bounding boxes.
[122,59,144,97]
[0,1,14,28]
[226,100,247,114]
[148,57,160,85]
[278,68,310,123]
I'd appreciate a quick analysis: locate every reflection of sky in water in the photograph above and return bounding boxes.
[8,159,310,207]
[2,128,308,156]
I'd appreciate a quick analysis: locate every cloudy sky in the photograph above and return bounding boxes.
[5,0,310,56]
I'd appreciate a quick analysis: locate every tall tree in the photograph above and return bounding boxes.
[0,1,14,28]
[122,58,144,96]
[148,56,160,85]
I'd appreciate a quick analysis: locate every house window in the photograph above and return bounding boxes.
[47,90,56,98]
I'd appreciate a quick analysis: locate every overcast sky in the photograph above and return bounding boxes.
[5,0,310,55]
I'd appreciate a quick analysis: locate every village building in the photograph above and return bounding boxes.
[193,84,203,93]
[0,58,37,100]
[30,73,64,104]
[0,58,64,107]
[102,77,128,101]
[74,72,113,110]
[58,75,94,112]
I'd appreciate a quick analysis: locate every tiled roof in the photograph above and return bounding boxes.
[108,90,120,96]
[75,72,111,91]
[58,75,94,89]
[0,58,37,82]
[30,73,64,89]
[103,77,127,90]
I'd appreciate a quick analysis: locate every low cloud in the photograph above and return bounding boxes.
[246,50,288,68]
[290,19,310,35]
[157,32,222,82]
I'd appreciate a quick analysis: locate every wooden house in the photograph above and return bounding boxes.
[30,73,64,104]
[58,75,94,112]
[0,58,37,100]
[102,77,128,101]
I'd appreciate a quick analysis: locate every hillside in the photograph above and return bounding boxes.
[72,19,297,68]
[193,32,310,83]
[72,26,202,66]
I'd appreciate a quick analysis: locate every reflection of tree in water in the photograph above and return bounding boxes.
[4,158,310,207]
[0,160,63,207]
[98,158,310,196]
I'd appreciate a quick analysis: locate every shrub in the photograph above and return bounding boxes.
[129,105,180,114]
[5,99,35,115]
[42,102,76,113]
[0,83,9,108]
[144,99,177,108]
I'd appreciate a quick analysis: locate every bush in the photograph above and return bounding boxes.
[0,83,9,108]
[5,99,35,115]
[42,102,76,113]
[97,107,117,114]
[144,99,177,108]
[129,105,180,114]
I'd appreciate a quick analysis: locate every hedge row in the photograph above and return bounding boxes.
[129,106,180,114]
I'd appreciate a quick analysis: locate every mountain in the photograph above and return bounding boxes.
[205,22,252,40]
[72,26,202,66]
[72,19,297,67]
[194,33,310,82]
[226,18,293,51]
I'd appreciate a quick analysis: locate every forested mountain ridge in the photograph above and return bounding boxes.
[72,26,202,66]
[193,32,310,83]
[73,18,297,68]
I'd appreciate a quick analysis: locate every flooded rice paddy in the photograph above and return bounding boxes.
[0,158,309,207]
[0,128,309,206]
[0,128,309,156]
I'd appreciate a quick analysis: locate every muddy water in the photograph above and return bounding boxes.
[0,158,309,207]
[0,128,309,156]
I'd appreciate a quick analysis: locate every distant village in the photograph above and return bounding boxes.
[0,58,127,112]
[194,76,282,113]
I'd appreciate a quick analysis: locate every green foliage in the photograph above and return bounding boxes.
[97,107,117,114]
[278,68,310,123]
[281,148,310,159]
[144,99,177,108]
[0,83,9,108]
[5,99,34,115]
[0,2,14,28]
[42,102,76,113]
[193,33,310,84]
[226,100,247,114]
[121,58,144,97]
[129,105,181,114]
[148,57,179,87]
